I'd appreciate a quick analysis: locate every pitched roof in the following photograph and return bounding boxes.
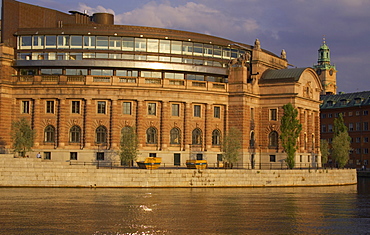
[261,68,307,82]
[320,91,370,109]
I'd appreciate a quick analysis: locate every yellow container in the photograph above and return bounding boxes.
[186,160,207,169]
[137,157,162,169]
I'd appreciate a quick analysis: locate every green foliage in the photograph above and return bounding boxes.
[222,127,242,167]
[119,126,139,166]
[331,114,351,168]
[320,139,329,165]
[11,118,35,157]
[280,103,302,169]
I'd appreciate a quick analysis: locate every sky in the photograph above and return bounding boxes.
[10,0,370,93]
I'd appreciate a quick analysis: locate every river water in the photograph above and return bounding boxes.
[1,178,370,235]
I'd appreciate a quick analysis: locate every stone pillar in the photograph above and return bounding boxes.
[136,100,145,148]
[160,102,169,151]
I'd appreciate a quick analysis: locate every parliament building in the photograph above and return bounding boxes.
[0,0,323,168]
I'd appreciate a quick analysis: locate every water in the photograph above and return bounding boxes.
[1,178,370,235]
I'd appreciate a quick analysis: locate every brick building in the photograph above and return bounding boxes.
[321,92,370,168]
[0,0,323,168]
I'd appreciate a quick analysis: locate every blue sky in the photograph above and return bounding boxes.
[11,0,370,93]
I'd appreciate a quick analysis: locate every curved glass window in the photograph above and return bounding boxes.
[44,125,55,143]
[171,41,182,54]
[96,126,107,144]
[109,37,121,50]
[146,127,157,144]
[122,37,134,51]
[70,125,81,143]
[212,129,221,145]
[135,38,146,52]
[192,128,202,145]
[96,36,108,50]
[182,42,193,55]
[147,39,159,53]
[170,128,181,144]
[33,35,44,49]
[159,40,171,53]
[83,36,96,49]
[70,36,83,49]
[45,35,57,49]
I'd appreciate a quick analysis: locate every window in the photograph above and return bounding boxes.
[44,152,51,160]
[194,105,201,117]
[96,126,107,144]
[328,125,333,132]
[356,123,361,131]
[46,101,54,114]
[70,125,81,143]
[71,101,80,114]
[365,137,369,143]
[364,110,369,116]
[212,129,221,145]
[214,106,221,118]
[174,153,181,166]
[70,152,78,160]
[21,101,30,114]
[364,149,369,154]
[356,111,360,116]
[97,101,106,114]
[251,108,254,120]
[270,109,277,121]
[44,125,55,142]
[250,132,255,147]
[349,123,354,131]
[348,112,353,117]
[192,128,202,145]
[97,152,104,161]
[356,148,361,154]
[364,122,369,131]
[170,128,180,144]
[172,104,180,116]
[146,127,157,144]
[321,125,327,132]
[269,131,278,148]
[123,102,132,115]
[270,155,276,162]
[356,137,361,143]
[148,103,156,115]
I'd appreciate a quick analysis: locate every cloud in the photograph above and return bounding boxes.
[78,2,115,15]
[113,1,259,38]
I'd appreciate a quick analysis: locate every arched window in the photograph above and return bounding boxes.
[192,128,202,145]
[96,126,107,144]
[146,127,157,144]
[269,131,278,148]
[212,129,221,145]
[250,131,255,147]
[69,125,81,143]
[44,125,55,142]
[121,126,133,136]
[170,128,181,144]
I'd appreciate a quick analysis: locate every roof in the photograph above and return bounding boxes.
[261,68,307,82]
[320,91,370,109]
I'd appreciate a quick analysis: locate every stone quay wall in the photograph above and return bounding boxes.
[0,155,357,187]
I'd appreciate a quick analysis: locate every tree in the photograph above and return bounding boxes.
[221,127,242,168]
[280,103,302,169]
[320,139,329,167]
[331,113,351,168]
[11,118,35,157]
[119,126,139,166]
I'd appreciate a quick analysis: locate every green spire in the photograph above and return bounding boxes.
[318,37,330,65]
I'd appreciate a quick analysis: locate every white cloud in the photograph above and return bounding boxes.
[78,2,115,15]
[113,1,259,37]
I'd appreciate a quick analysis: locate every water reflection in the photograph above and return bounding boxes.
[0,180,369,234]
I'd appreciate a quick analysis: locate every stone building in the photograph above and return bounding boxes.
[0,0,322,168]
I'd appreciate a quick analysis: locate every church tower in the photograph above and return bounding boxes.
[314,38,337,95]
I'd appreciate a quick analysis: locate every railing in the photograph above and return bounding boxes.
[119,77,136,83]
[67,76,85,82]
[144,78,161,84]
[192,81,206,87]
[69,160,329,170]
[18,76,34,82]
[93,76,111,83]
[42,75,59,82]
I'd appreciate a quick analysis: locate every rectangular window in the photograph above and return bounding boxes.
[328,125,333,132]
[97,152,104,161]
[270,109,277,121]
[172,104,180,116]
[356,148,361,154]
[123,102,132,115]
[269,155,276,162]
[356,137,361,143]
[364,122,369,131]
[71,101,80,114]
[44,152,51,160]
[321,125,327,132]
[174,153,181,166]
[148,103,156,115]
[70,152,78,160]
[21,101,30,114]
[364,110,369,116]
[356,123,361,131]
[194,105,201,117]
[97,101,106,114]
[364,149,369,154]
[46,101,54,113]
[214,106,221,118]
[349,123,354,131]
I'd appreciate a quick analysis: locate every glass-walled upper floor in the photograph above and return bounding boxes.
[17,35,248,60]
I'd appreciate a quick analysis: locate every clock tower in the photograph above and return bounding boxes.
[314,38,337,95]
